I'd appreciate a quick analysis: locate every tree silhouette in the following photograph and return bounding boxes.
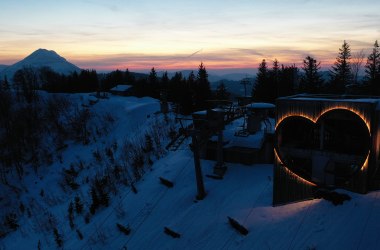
[146,67,159,98]
[329,40,353,93]
[364,40,380,95]
[215,82,230,100]
[194,63,211,110]
[2,76,10,90]
[161,71,169,90]
[124,68,135,84]
[279,64,298,97]
[300,56,324,93]
[252,59,270,102]
[148,67,158,84]
[13,66,39,103]
[269,59,280,101]
[351,50,366,85]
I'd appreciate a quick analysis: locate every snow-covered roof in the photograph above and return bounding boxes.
[245,102,276,109]
[193,108,226,116]
[110,84,132,92]
[292,97,380,103]
[210,117,272,149]
[280,94,380,104]
[193,110,207,115]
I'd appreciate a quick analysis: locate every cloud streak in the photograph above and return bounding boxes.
[68,46,343,71]
[0,0,379,70]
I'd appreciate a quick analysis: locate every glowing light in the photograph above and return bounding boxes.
[275,113,314,130]
[319,106,371,134]
[275,106,371,135]
[274,148,317,187]
[275,105,372,185]
[360,151,370,172]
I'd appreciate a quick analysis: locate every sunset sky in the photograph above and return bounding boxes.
[1,0,379,73]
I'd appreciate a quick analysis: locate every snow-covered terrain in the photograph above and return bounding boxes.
[0,49,80,80]
[1,93,380,250]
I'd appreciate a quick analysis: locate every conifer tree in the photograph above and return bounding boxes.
[215,82,230,100]
[252,59,269,101]
[270,59,280,101]
[279,64,298,97]
[300,56,324,93]
[124,68,135,85]
[194,62,211,110]
[148,67,158,84]
[2,76,10,90]
[329,40,353,93]
[175,71,194,114]
[148,67,159,97]
[188,71,195,85]
[364,40,380,95]
[161,71,169,89]
[169,72,184,106]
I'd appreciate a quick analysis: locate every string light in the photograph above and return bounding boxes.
[360,151,370,172]
[274,148,317,187]
[275,106,371,135]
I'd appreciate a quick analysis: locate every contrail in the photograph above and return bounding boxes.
[187,49,203,58]
[153,48,204,71]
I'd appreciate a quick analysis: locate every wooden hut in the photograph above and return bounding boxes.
[273,94,380,205]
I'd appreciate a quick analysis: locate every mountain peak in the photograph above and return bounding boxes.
[23,48,68,64]
[0,49,81,81]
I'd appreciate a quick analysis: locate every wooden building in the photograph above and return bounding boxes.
[273,94,380,205]
[192,105,275,165]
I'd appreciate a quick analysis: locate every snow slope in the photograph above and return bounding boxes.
[2,93,380,250]
[78,157,380,250]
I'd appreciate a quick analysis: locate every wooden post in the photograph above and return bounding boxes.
[192,133,206,200]
[214,129,227,176]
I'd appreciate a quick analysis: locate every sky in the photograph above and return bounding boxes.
[0,0,379,73]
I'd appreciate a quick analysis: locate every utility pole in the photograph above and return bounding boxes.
[240,76,251,98]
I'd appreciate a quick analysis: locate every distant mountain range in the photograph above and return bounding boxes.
[156,70,255,97]
[0,49,81,81]
[0,65,8,72]
[157,70,254,82]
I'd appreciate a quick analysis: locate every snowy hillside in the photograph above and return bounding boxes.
[0,92,177,249]
[1,93,380,250]
[0,49,80,80]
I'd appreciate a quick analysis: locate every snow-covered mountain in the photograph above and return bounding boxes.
[0,49,80,80]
